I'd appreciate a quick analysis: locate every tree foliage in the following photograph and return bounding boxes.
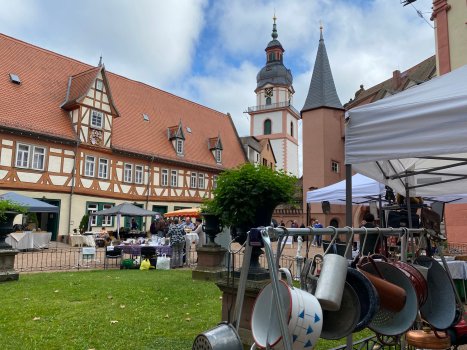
[209,163,297,228]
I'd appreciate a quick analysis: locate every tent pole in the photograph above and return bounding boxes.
[345,164,353,350]
[117,213,121,240]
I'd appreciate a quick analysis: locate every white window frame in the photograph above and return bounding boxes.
[16,143,30,168]
[15,143,46,170]
[87,203,98,227]
[95,79,103,91]
[98,158,109,179]
[91,110,104,129]
[84,155,95,177]
[135,165,144,184]
[161,169,168,187]
[213,175,218,189]
[32,146,46,170]
[215,149,222,163]
[102,204,113,226]
[331,160,340,173]
[171,170,178,187]
[190,172,197,188]
[176,139,184,155]
[198,173,205,189]
[124,163,133,183]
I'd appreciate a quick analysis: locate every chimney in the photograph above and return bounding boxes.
[392,70,402,90]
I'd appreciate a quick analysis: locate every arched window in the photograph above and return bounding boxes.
[290,121,294,137]
[264,119,272,135]
[330,218,339,228]
[266,97,271,105]
[268,52,274,62]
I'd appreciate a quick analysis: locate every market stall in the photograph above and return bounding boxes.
[92,202,160,239]
[164,207,201,218]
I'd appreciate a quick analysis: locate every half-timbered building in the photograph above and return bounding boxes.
[0,34,247,240]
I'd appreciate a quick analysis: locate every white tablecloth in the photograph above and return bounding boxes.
[69,234,96,247]
[6,231,51,250]
[437,259,467,280]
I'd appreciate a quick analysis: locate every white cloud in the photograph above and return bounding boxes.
[0,0,435,176]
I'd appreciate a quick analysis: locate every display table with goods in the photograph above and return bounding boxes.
[6,231,52,250]
[117,244,172,258]
[193,226,465,350]
[69,234,95,247]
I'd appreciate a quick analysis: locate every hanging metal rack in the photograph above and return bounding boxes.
[232,226,427,350]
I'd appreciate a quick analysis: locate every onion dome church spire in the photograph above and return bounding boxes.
[301,25,343,113]
[256,15,293,90]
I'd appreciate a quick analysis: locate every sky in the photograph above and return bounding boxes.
[0,0,435,174]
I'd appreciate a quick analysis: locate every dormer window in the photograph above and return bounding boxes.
[167,122,186,156]
[176,139,184,155]
[91,110,104,128]
[95,79,103,91]
[208,136,223,164]
[215,149,222,163]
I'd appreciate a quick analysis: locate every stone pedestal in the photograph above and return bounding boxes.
[0,249,19,282]
[216,277,270,349]
[192,245,228,281]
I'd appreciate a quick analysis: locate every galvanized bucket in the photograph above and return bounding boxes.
[192,322,243,350]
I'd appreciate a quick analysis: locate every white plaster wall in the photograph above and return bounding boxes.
[63,158,74,174]
[50,175,68,186]
[17,172,41,183]
[287,112,299,140]
[2,139,13,146]
[121,184,130,193]
[48,155,62,173]
[253,111,282,136]
[1,148,12,166]
[270,139,284,172]
[81,178,93,188]
[99,181,110,191]
[286,140,299,177]
[0,170,7,180]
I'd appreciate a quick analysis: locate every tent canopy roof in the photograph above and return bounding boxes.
[306,174,467,205]
[345,65,467,197]
[93,202,159,217]
[0,192,59,213]
[164,207,201,218]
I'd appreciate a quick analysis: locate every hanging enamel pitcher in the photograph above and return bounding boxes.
[314,226,348,311]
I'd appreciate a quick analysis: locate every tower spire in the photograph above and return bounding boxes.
[272,13,278,39]
[98,55,103,67]
[320,21,323,41]
[301,25,343,113]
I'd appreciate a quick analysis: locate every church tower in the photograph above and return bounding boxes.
[247,16,300,176]
[301,26,345,220]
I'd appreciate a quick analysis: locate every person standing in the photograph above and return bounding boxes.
[360,212,378,255]
[167,218,185,268]
[194,218,205,248]
[312,219,323,247]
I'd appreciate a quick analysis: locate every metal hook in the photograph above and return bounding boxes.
[324,226,339,255]
[343,226,355,258]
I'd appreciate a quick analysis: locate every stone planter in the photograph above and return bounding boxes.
[0,211,20,282]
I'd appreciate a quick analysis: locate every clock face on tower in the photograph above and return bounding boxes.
[265,88,273,97]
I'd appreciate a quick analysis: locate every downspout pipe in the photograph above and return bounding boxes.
[67,140,80,235]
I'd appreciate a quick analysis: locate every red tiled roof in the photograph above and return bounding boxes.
[345,55,436,109]
[61,67,100,109]
[0,34,247,169]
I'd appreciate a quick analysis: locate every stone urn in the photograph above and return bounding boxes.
[0,211,20,282]
[202,213,223,247]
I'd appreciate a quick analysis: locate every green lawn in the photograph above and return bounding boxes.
[0,270,373,349]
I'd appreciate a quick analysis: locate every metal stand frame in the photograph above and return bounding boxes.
[232,226,425,350]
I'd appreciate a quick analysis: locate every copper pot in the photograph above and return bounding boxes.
[406,328,451,349]
[357,256,407,313]
[393,261,428,307]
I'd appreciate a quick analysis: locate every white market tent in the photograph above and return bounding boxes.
[345,65,467,198]
[306,174,385,205]
[306,174,467,205]
[92,202,160,238]
[0,192,59,212]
